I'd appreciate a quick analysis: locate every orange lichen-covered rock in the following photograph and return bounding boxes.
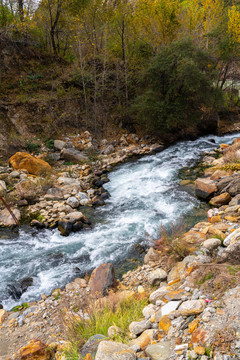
[9,152,52,176]
[19,339,50,360]
[83,354,92,360]
[158,315,171,333]
[188,318,199,334]
[194,346,205,355]
[191,328,208,345]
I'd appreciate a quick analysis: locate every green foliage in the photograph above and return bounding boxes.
[45,139,54,149]
[11,302,29,312]
[66,294,148,358]
[133,40,222,134]
[26,140,41,154]
[227,265,240,275]
[198,272,213,285]
[0,4,14,27]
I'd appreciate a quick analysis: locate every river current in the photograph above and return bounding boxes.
[0,132,239,310]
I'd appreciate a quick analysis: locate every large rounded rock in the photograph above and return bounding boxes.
[129,319,151,336]
[202,238,221,250]
[95,341,136,360]
[89,263,116,296]
[66,196,80,209]
[0,180,7,195]
[209,192,231,207]
[218,242,240,264]
[195,178,217,199]
[148,268,167,285]
[0,208,21,227]
[9,152,52,176]
[18,339,50,360]
[145,341,172,360]
[144,247,159,264]
[81,334,106,358]
[178,300,205,316]
[54,140,66,150]
[16,179,41,201]
[61,148,88,163]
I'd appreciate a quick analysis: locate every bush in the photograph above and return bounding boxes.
[133,39,222,134]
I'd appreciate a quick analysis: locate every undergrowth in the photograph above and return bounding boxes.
[63,292,148,359]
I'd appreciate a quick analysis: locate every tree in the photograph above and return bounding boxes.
[132,40,222,134]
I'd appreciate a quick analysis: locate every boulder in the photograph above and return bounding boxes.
[149,286,168,304]
[218,242,240,263]
[145,341,172,360]
[61,148,88,163]
[62,211,84,223]
[128,329,155,350]
[129,320,151,336]
[0,208,21,227]
[18,339,50,360]
[195,178,217,199]
[178,300,205,316]
[54,140,66,150]
[16,179,41,201]
[66,196,80,209]
[209,192,231,207]
[0,309,8,324]
[202,238,221,250]
[144,247,159,264]
[89,263,116,296]
[0,180,7,195]
[148,268,167,285]
[81,334,106,358]
[9,152,52,176]
[57,176,80,186]
[223,228,240,246]
[161,300,181,316]
[217,174,240,197]
[102,145,115,155]
[95,341,136,360]
[167,262,187,283]
[58,221,72,236]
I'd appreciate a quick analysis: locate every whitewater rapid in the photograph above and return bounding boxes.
[0,132,239,310]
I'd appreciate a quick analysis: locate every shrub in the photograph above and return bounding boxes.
[63,292,148,358]
[132,39,222,134]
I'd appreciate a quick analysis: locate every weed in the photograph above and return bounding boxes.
[220,163,240,171]
[64,161,75,166]
[45,139,54,149]
[26,140,41,154]
[11,302,29,312]
[197,272,213,285]
[227,265,240,276]
[205,346,212,357]
[27,73,43,80]
[63,292,148,358]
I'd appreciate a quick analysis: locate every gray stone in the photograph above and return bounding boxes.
[54,140,66,150]
[61,148,88,163]
[161,301,181,316]
[10,171,20,178]
[145,341,172,360]
[102,144,115,155]
[81,334,106,358]
[62,211,84,223]
[178,300,205,315]
[0,208,21,226]
[218,242,240,263]
[202,238,221,250]
[57,176,80,186]
[129,319,151,335]
[149,286,168,304]
[148,269,167,285]
[142,304,157,319]
[223,228,240,246]
[76,191,88,200]
[95,340,136,360]
[144,247,160,264]
[0,180,6,195]
[66,196,79,209]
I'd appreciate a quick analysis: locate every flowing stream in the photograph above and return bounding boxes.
[0,132,239,310]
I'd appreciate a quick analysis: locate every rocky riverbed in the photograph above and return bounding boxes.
[2,137,240,359]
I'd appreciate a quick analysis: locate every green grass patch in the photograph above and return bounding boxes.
[198,272,213,285]
[65,293,148,358]
[227,265,240,276]
[11,302,29,312]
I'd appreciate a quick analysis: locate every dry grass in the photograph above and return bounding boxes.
[148,220,190,270]
[188,264,240,298]
[222,142,240,164]
[59,291,149,359]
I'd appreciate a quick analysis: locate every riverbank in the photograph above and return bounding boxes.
[2,135,240,359]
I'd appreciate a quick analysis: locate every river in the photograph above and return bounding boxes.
[0,132,239,310]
